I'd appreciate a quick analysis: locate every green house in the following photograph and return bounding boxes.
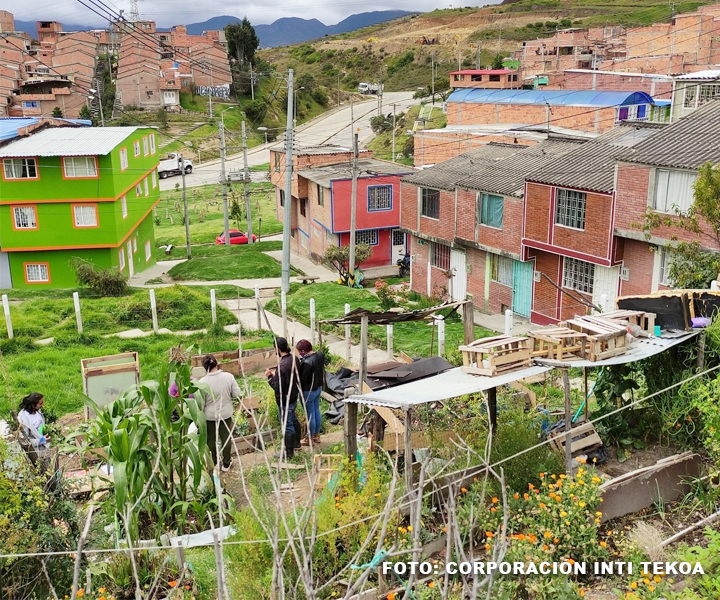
[0,126,160,288]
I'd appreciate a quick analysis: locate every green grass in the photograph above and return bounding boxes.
[167,243,288,281]
[154,182,282,247]
[0,285,236,340]
[167,240,282,259]
[368,104,446,163]
[0,329,275,417]
[265,282,496,357]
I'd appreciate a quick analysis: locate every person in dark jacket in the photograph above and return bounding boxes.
[297,339,324,446]
[265,337,302,459]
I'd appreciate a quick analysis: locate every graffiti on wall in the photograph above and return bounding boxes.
[197,85,231,98]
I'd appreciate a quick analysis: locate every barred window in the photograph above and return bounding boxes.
[3,158,37,179]
[133,140,141,157]
[63,156,97,178]
[421,188,440,219]
[13,206,37,229]
[25,263,49,283]
[368,185,392,211]
[563,258,595,294]
[145,240,152,261]
[118,248,126,271]
[392,229,405,246]
[555,188,586,230]
[490,253,513,286]
[73,205,98,227]
[355,229,378,246]
[431,242,450,270]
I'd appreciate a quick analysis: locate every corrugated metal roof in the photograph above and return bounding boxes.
[675,70,720,80]
[526,124,664,192]
[269,144,357,155]
[447,88,657,108]
[296,158,413,187]
[399,143,519,191]
[625,100,720,169]
[0,126,145,157]
[456,138,585,197]
[0,117,90,142]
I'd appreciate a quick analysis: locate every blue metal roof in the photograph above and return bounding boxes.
[447,89,657,107]
[0,117,91,142]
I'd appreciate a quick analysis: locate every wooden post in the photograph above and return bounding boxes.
[255,285,261,330]
[463,300,474,345]
[697,330,706,371]
[561,367,573,474]
[404,406,413,493]
[487,386,497,433]
[149,289,159,334]
[429,318,436,356]
[359,315,368,387]
[386,324,394,360]
[310,298,316,345]
[344,388,358,462]
[437,317,445,357]
[2,294,12,340]
[344,303,351,361]
[281,291,288,340]
[504,309,512,336]
[73,292,83,334]
[583,366,589,422]
[210,288,217,324]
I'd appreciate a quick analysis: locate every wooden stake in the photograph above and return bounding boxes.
[463,300,474,344]
[562,367,573,474]
[487,386,497,433]
[404,406,413,493]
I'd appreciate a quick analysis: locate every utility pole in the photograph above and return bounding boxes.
[180,155,191,259]
[475,44,482,69]
[391,103,397,162]
[208,63,214,119]
[431,52,435,105]
[95,78,105,127]
[337,72,341,107]
[348,132,359,285]
[241,120,253,244]
[219,121,230,246]
[250,64,255,101]
[281,68,294,294]
[377,78,382,116]
[350,97,354,147]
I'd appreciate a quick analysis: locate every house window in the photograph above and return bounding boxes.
[118,248,126,271]
[684,83,720,109]
[355,229,379,246]
[21,100,39,108]
[653,169,697,214]
[489,74,501,82]
[563,258,595,295]
[13,206,37,229]
[133,140,141,157]
[145,240,152,261]
[279,189,285,207]
[142,136,149,156]
[301,234,307,248]
[3,158,38,179]
[120,195,128,219]
[119,148,128,170]
[431,242,450,270]
[133,237,138,253]
[300,198,307,217]
[555,188,586,230]
[490,253,513,287]
[392,229,405,247]
[136,184,142,197]
[658,247,672,286]
[25,263,49,283]
[421,188,440,219]
[368,185,392,211]
[327,228,335,243]
[314,227,320,237]
[151,170,157,188]
[274,153,281,173]
[63,156,97,178]
[144,178,149,196]
[477,193,504,228]
[73,205,98,227]
[150,134,156,154]
[318,185,325,207]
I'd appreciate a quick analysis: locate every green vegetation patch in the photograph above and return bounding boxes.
[167,244,285,281]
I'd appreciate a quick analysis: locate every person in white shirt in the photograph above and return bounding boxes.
[17,392,49,449]
[198,354,241,471]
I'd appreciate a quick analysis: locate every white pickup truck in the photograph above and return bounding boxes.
[158,153,193,179]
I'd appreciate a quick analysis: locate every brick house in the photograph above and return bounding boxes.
[671,70,720,122]
[449,69,520,90]
[399,138,585,313]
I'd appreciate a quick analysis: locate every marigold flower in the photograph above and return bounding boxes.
[592,477,601,483]
[169,581,177,588]
[566,558,575,565]
[653,575,661,583]
[76,591,85,599]
[485,544,491,550]
[486,531,494,538]
[428,581,435,588]
[461,487,468,493]
[539,503,546,509]
[523,493,529,500]
[630,582,638,589]
[578,501,586,507]
[492,497,498,503]
[544,531,552,538]
[554,537,559,543]
[539,472,545,478]
[387,593,396,600]
[442,526,447,532]
[599,541,607,547]
[514,493,520,499]
[560,511,567,517]
[542,544,549,551]
[490,507,496,512]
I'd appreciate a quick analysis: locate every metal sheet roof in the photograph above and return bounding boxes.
[674,70,720,80]
[446,88,657,108]
[297,159,413,187]
[0,126,145,157]
[624,100,720,169]
[348,332,697,409]
[0,117,90,142]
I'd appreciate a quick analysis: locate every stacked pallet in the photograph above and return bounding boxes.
[528,327,589,361]
[459,335,532,376]
[602,309,656,335]
[561,316,628,361]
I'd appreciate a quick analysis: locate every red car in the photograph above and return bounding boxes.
[215,229,258,245]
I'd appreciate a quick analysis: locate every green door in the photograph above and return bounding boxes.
[512,260,533,318]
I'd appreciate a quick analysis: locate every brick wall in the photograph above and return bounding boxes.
[619,238,655,297]
[414,133,534,166]
[545,71,673,99]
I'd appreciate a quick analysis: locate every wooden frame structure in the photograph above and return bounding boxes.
[81,352,140,419]
[561,316,628,362]
[459,335,532,376]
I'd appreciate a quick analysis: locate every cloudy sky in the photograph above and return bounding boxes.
[9,0,477,27]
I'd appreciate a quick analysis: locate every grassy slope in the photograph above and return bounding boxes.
[154,182,281,247]
[167,242,288,281]
[368,104,446,162]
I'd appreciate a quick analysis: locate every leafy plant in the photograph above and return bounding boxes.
[374,278,396,310]
[71,258,129,297]
[322,243,372,283]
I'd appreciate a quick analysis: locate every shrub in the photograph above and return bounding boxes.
[244,99,267,123]
[375,278,396,310]
[71,258,128,296]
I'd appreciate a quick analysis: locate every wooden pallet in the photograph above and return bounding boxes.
[602,309,657,334]
[548,421,603,455]
[459,335,532,376]
[562,316,628,362]
[528,327,588,361]
[313,454,343,490]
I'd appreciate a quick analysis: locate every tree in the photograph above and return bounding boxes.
[52,106,63,118]
[78,104,93,122]
[157,106,168,129]
[492,53,505,70]
[225,18,259,67]
[322,243,372,282]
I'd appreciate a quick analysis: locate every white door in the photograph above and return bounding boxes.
[127,241,135,278]
[592,265,619,312]
[391,229,406,263]
[450,248,467,301]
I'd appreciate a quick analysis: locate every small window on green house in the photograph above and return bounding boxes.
[25,263,49,283]
[143,136,149,156]
[63,156,97,178]
[150,134,156,154]
[133,140,141,157]
[3,158,38,179]
[121,195,128,219]
[120,148,128,170]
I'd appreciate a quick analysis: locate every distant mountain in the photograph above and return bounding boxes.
[11,10,414,48]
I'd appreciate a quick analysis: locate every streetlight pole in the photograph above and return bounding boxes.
[219,106,234,246]
[88,86,105,127]
[337,72,341,107]
[348,132,359,286]
[241,120,253,244]
[391,103,398,162]
[293,86,305,129]
[281,69,294,294]
[431,52,435,105]
[258,126,268,145]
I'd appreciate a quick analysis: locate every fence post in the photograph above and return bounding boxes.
[387,323,393,360]
[149,289,159,334]
[437,317,445,357]
[210,288,217,324]
[255,285,261,330]
[73,292,83,334]
[281,291,288,340]
[504,309,513,336]
[310,298,316,345]
[345,303,351,361]
[2,294,12,340]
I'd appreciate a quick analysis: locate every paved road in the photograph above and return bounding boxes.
[159,91,416,191]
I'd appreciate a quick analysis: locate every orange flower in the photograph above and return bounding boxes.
[461,487,468,493]
[99,597,106,600]
[76,591,85,599]
[599,541,607,547]
[442,526,447,532]
[169,581,177,588]
[539,503,546,509]
[534,489,540,494]
[490,507,496,512]
[544,531,552,538]
[554,537,559,543]
[491,497,498,503]
[428,581,435,588]
[539,472,545,478]
[486,531,494,538]
[543,544,549,551]
[565,558,575,565]
[514,493,520,499]
[523,493,529,500]
[387,593,396,600]
[485,544,491,550]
